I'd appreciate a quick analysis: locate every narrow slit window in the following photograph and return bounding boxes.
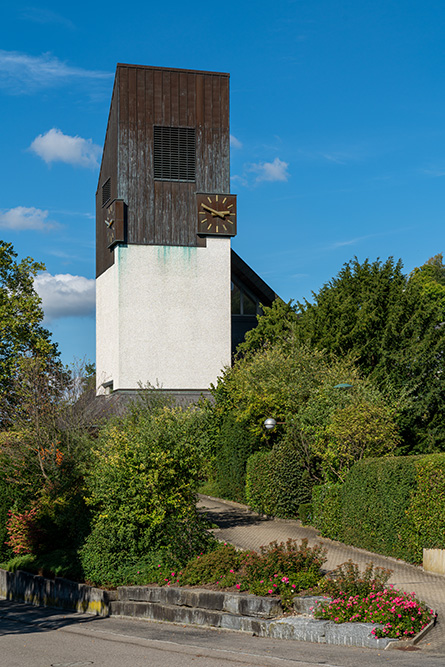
[102,178,111,207]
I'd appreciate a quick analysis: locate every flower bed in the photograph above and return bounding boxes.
[313,587,433,640]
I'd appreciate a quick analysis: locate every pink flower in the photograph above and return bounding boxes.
[268,589,273,594]
[229,569,234,573]
[236,584,241,590]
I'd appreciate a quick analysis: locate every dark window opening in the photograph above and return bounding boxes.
[231,281,261,315]
[153,126,196,182]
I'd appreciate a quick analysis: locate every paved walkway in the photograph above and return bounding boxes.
[197,494,445,654]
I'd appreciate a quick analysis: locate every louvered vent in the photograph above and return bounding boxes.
[153,126,196,181]
[102,178,111,206]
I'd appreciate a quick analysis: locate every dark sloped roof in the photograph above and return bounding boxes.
[231,250,278,307]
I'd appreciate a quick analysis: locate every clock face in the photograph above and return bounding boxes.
[197,193,237,236]
[103,199,125,248]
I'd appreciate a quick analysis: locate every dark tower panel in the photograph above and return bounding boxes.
[96,64,230,278]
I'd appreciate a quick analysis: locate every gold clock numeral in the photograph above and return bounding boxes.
[227,204,233,208]
[207,196,212,203]
[207,224,212,230]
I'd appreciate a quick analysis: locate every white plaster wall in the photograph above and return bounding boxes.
[96,238,232,391]
[96,262,120,393]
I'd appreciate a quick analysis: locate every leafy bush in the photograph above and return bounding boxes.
[311,483,343,541]
[298,503,312,525]
[5,508,44,555]
[245,450,276,514]
[317,560,392,598]
[213,413,258,502]
[4,549,83,580]
[161,538,326,612]
[180,543,242,586]
[79,406,213,586]
[246,442,313,518]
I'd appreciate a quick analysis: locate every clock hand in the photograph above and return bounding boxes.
[201,204,223,218]
[201,204,232,219]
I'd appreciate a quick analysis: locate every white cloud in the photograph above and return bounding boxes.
[230,134,243,149]
[20,8,75,29]
[0,206,58,231]
[29,128,101,168]
[0,50,112,93]
[249,157,290,182]
[34,272,95,321]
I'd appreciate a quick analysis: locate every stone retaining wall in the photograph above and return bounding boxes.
[0,568,115,615]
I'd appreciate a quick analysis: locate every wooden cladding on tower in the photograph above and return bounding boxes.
[96,65,230,277]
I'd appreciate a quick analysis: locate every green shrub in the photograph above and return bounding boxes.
[5,549,83,580]
[79,407,213,586]
[246,442,313,518]
[316,560,392,598]
[313,453,445,564]
[245,450,276,514]
[214,414,258,502]
[173,538,326,612]
[298,503,312,525]
[312,483,343,541]
[180,543,242,586]
[405,454,445,556]
[341,456,418,561]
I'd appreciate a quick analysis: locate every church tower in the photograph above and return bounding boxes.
[96,64,276,399]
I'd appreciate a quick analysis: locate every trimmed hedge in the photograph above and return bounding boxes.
[214,414,258,503]
[246,441,312,518]
[312,483,343,541]
[311,453,445,564]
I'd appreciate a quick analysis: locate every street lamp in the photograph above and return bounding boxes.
[263,417,277,430]
[263,417,287,431]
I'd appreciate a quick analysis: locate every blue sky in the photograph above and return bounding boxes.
[1,0,444,365]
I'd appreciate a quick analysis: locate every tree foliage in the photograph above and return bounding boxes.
[212,342,399,484]
[236,298,299,358]
[0,241,60,425]
[293,255,445,452]
[80,405,213,585]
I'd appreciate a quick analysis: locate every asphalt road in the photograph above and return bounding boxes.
[1,600,444,667]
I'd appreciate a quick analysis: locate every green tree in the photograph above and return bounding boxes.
[0,241,59,424]
[236,298,298,358]
[294,255,445,452]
